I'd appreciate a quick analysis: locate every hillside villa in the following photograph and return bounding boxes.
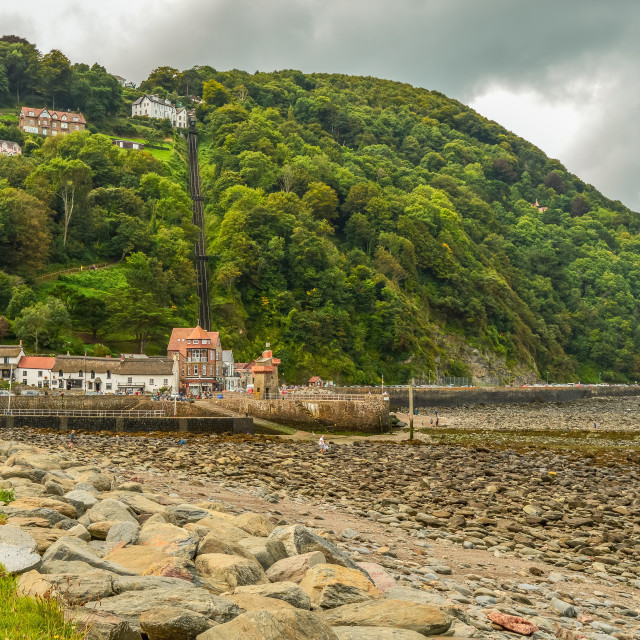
[131,95,188,128]
[19,107,86,136]
[0,140,22,156]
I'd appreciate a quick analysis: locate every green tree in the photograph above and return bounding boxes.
[26,157,92,247]
[14,298,70,353]
[39,49,72,108]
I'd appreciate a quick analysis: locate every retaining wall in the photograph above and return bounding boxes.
[215,396,389,433]
[0,396,209,416]
[0,415,254,435]
[335,385,640,410]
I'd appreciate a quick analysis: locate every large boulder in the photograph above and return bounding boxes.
[67,467,114,492]
[265,551,326,583]
[197,517,249,545]
[197,531,256,559]
[236,536,287,570]
[9,497,77,519]
[103,547,197,582]
[168,504,212,526]
[18,569,114,605]
[324,600,451,636]
[299,564,381,609]
[104,491,169,517]
[64,489,99,514]
[229,593,295,613]
[195,554,268,592]
[83,588,240,633]
[232,513,275,537]
[268,526,365,574]
[86,499,138,525]
[0,525,41,574]
[113,575,196,595]
[195,609,338,640]
[70,609,142,640]
[137,523,198,559]
[139,606,214,640]
[106,521,140,546]
[41,537,137,576]
[356,563,396,593]
[234,581,310,610]
[333,628,426,640]
[0,506,76,529]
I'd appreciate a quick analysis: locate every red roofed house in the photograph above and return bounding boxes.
[17,356,56,389]
[308,376,323,387]
[167,326,222,394]
[19,107,86,137]
[251,346,281,399]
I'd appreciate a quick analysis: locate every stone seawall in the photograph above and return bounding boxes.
[0,396,210,416]
[336,385,640,410]
[0,415,254,435]
[214,396,389,433]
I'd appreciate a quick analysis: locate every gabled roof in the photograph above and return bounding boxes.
[0,345,23,358]
[118,357,174,375]
[309,376,322,383]
[18,356,55,370]
[20,107,86,124]
[53,356,117,374]
[187,326,210,341]
[167,327,220,358]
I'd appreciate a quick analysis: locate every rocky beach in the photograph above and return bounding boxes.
[1,398,640,639]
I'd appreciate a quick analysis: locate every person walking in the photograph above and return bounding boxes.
[69,430,75,449]
[319,435,328,454]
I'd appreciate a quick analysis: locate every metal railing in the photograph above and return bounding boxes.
[217,393,373,402]
[0,409,166,417]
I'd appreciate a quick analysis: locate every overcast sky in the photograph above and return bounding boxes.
[4,0,640,209]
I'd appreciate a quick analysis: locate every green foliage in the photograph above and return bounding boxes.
[0,488,14,503]
[14,297,71,353]
[0,568,85,639]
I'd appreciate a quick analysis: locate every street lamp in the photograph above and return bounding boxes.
[428,369,431,386]
[546,371,549,385]
[381,374,384,395]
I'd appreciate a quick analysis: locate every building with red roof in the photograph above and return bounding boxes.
[251,346,281,399]
[17,356,56,389]
[19,107,86,137]
[167,326,222,393]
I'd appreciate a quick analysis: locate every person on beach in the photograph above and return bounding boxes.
[319,435,328,454]
[69,430,75,448]
[435,417,439,427]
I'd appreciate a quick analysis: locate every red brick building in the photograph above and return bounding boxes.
[19,107,86,137]
[167,326,223,394]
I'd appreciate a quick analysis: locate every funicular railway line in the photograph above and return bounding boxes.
[187,113,211,331]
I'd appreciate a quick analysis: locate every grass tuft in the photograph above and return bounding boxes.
[0,488,15,504]
[0,564,87,639]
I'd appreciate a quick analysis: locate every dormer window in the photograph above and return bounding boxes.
[62,115,67,120]
[29,111,34,116]
[73,117,78,122]
[193,340,199,344]
[52,114,57,119]
[78,370,83,377]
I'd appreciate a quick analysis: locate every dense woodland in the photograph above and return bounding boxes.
[1,38,639,384]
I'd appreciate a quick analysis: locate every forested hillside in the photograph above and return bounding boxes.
[1,38,639,383]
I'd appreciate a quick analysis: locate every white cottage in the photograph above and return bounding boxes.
[0,344,25,382]
[17,356,56,389]
[131,95,188,128]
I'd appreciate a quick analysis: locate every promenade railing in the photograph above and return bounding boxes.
[0,409,166,417]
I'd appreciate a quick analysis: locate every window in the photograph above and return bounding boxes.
[187,340,191,344]
[193,340,199,344]
[59,370,63,377]
[78,370,83,377]
[52,121,57,127]
[164,379,168,385]
[38,371,43,377]
[182,366,185,375]
[149,379,154,385]
[127,377,132,384]
[91,371,95,379]
[38,381,42,388]
[29,111,34,116]
[106,383,112,390]
[73,117,78,122]
[2,357,8,364]
[106,370,111,379]
[194,365,198,375]
[62,115,67,120]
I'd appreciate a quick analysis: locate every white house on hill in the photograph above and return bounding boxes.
[131,95,188,128]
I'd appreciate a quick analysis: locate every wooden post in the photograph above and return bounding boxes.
[409,379,414,440]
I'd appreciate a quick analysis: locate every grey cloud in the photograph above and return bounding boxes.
[2,0,640,207]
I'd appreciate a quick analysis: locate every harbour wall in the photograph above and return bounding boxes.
[214,396,389,433]
[0,415,254,435]
[335,386,640,411]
